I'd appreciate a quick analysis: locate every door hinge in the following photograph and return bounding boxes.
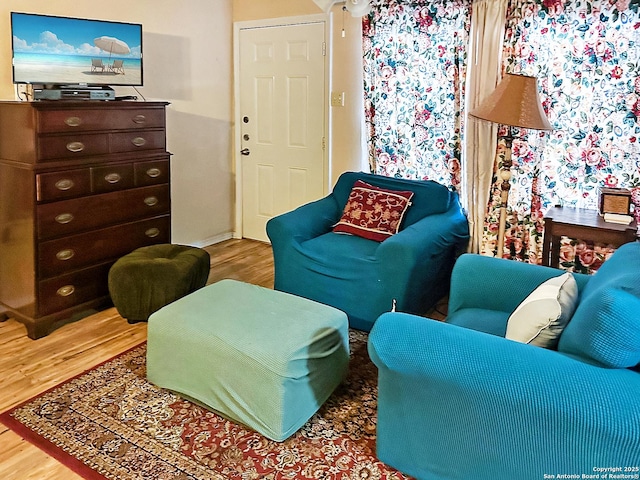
[322,42,326,56]
[322,136,326,150]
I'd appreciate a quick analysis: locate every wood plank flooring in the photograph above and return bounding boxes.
[0,237,446,479]
[0,238,273,480]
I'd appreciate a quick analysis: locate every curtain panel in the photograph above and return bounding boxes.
[465,0,508,253]
[363,0,472,189]
[481,0,640,271]
[362,0,639,271]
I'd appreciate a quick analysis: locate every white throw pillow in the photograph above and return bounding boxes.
[505,272,579,348]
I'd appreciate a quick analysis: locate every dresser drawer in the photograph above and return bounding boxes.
[91,163,135,193]
[39,215,171,278]
[37,168,91,202]
[37,107,166,133]
[37,109,111,133]
[110,130,166,154]
[109,108,166,130]
[37,262,112,317]
[38,133,109,160]
[135,158,170,186]
[37,185,170,239]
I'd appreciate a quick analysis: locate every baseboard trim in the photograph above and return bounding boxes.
[189,232,234,248]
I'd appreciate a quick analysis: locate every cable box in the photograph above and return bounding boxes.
[34,85,115,101]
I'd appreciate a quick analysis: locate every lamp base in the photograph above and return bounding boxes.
[496,134,513,258]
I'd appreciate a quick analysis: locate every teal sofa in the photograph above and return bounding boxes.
[368,241,640,479]
[266,171,469,332]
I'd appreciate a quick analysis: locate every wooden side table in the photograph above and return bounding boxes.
[541,206,638,267]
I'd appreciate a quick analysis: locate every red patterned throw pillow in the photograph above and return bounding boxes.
[333,180,414,242]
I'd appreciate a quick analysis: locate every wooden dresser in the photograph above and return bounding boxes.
[0,101,171,339]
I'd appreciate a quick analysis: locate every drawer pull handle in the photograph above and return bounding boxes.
[144,196,159,207]
[64,116,82,127]
[55,213,74,224]
[132,137,147,147]
[66,141,85,153]
[56,249,75,261]
[104,173,122,184]
[133,114,147,124]
[56,285,75,297]
[145,227,160,238]
[146,167,161,178]
[55,179,75,191]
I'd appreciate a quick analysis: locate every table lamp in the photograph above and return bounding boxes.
[469,73,552,257]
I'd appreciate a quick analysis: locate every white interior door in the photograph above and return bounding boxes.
[238,21,327,242]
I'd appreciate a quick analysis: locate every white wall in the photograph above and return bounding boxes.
[328,7,367,185]
[0,0,234,247]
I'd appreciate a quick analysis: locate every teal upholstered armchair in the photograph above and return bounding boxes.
[369,241,640,479]
[266,171,469,332]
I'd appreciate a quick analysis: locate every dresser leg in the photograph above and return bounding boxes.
[24,319,52,340]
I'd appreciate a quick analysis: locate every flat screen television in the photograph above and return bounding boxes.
[11,12,143,87]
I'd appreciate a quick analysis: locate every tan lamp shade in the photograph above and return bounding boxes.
[470,73,552,131]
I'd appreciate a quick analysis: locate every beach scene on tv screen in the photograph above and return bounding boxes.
[12,14,142,86]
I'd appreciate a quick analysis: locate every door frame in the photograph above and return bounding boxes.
[232,14,332,239]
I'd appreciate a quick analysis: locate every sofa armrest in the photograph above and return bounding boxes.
[266,195,341,244]
[370,312,630,384]
[448,253,591,316]
[368,312,640,476]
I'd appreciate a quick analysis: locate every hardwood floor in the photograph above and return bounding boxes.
[0,238,273,480]
[203,238,274,289]
[0,237,446,479]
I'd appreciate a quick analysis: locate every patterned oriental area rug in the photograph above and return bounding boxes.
[0,330,413,480]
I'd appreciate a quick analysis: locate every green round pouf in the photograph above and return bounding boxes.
[108,244,210,323]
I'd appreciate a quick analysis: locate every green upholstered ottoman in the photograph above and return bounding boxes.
[108,244,210,323]
[146,279,350,441]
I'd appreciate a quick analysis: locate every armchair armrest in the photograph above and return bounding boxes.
[375,205,469,310]
[266,195,341,244]
[377,204,469,260]
[448,253,591,316]
[368,312,640,478]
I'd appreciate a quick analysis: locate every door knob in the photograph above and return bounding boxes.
[240,148,250,156]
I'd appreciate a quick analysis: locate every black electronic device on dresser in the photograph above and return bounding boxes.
[0,101,171,339]
[33,85,116,101]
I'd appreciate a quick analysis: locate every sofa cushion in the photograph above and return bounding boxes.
[558,287,640,368]
[333,180,414,242]
[505,272,579,348]
[303,230,379,261]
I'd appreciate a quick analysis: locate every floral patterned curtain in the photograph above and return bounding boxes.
[481,0,640,272]
[362,0,472,189]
